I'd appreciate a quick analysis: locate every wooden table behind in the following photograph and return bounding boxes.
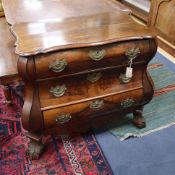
[0,18,18,79]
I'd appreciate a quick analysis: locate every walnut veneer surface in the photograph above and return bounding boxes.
[3,0,157,159]
[11,12,155,56]
[2,0,131,25]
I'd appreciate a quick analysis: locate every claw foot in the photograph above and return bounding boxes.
[133,106,146,129]
[27,139,44,160]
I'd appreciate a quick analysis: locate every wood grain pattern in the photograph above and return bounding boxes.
[34,39,151,79]
[39,68,143,109]
[18,57,44,132]
[43,88,143,129]
[10,12,156,56]
[2,0,131,25]
[14,7,157,134]
[3,0,157,159]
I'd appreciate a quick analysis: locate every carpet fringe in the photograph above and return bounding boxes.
[120,122,175,141]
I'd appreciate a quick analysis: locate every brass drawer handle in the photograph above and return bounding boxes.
[50,84,67,97]
[119,73,132,84]
[125,47,140,60]
[87,72,102,83]
[55,114,72,124]
[89,49,106,61]
[121,98,134,108]
[49,59,67,72]
[90,99,104,110]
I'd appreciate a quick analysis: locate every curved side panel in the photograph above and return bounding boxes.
[17,56,44,132]
[142,69,154,105]
[17,57,32,130]
[141,39,157,105]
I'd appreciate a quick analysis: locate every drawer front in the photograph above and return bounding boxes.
[35,39,151,79]
[38,67,143,109]
[43,88,143,129]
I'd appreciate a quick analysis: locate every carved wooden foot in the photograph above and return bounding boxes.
[27,139,44,160]
[25,132,44,160]
[133,106,146,129]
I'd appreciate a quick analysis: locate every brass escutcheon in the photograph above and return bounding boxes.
[87,72,102,83]
[119,73,132,84]
[55,113,72,124]
[89,49,106,61]
[49,59,67,72]
[120,98,134,108]
[90,99,104,110]
[50,84,67,97]
[125,47,140,60]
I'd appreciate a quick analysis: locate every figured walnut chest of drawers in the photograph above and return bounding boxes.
[11,12,157,159]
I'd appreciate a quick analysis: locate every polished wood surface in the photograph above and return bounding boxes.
[34,39,151,79]
[2,0,131,25]
[39,68,143,109]
[11,12,156,56]
[3,0,157,159]
[17,37,156,132]
[43,89,143,129]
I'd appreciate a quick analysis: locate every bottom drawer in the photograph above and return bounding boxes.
[43,88,143,129]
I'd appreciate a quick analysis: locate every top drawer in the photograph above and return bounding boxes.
[34,39,152,79]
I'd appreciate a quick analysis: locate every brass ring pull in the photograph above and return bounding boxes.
[119,73,132,84]
[50,84,67,97]
[90,99,104,110]
[89,49,106,61]
[125,48,140,60]
[55,113,72,124]
[120,98,134,108]
[87,72,102,83]
[49,59,67,72]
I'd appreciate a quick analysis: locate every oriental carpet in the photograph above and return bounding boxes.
[0,86,113,175]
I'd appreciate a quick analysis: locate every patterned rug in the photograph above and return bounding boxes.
[110,53,175,140]
[0,87,113,174]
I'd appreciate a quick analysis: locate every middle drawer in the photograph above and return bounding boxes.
[38,68,143,109]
